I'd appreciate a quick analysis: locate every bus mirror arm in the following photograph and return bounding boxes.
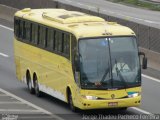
[138,52,147,69]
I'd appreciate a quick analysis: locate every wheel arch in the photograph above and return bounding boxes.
[66,85,76,103]
[26,69,31,84]
[33,72,37,80]
[33,72,38,85]
[66,86,71,103]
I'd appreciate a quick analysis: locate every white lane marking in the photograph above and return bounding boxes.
[19,116,53,119]
[113,13,160,25]
[77,2,84,6]
[0,94,8,96]
[0,24,13,31]
[0,25,12,58]
[0,52,9,58]
[102,9,115,14]
[85,5,96,9]
[131,107,154,115]
[133,17,144,21]
[0,88,51,115]
[144,20,155,24]
[0,101,25,104]
[101,8,158,24]
[64,0,72,3]
[0,109,43,113]
[77,2,95,9]
[0,89,65,120]
[143,20,159,25]
[142,74,160,83]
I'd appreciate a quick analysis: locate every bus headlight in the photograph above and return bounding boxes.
[128,92,140,98]
[82,95,98,100]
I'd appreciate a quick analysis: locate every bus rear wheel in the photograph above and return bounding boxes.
[34,76,42,97]
[68,92,77,112]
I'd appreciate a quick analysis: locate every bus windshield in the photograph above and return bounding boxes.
[79,36,140,90]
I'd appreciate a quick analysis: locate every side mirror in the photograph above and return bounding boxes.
[74,54,80,71]
[139,52,147,69]
[142,57,147,69]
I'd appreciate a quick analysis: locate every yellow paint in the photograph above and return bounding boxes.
[14,8,140,110]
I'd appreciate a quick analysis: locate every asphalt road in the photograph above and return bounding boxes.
[0,20,160,119]
[56,0,160,28]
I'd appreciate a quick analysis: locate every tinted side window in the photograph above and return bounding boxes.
[14,18,20,37]
[31,24,38,44]
[47,28,55,50]
[19,20,24,39]
[24,21,31,41]
[55,31,58,51]
[63,33,70,56]
[39,26,46,47]
[71,35,77,61]
[55,31,62,52]
[57,32,62,52]
[71,35,77,72]
[58,32,63,52]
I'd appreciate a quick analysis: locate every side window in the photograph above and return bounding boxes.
[55,31,62,52]
[39,26,46,47]
[63,33,70,57]
[14,18,20,38]
[47,28,55,50]
[24,21,31,41]
[53,30,56,50]
[71,35,77,61]
[19,20,24,39]
[57,32,62,52]
[58,32,63,52]
[31,23,38,44]
[54,31,58,51]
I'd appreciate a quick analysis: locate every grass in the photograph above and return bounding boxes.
[107,0,160,11]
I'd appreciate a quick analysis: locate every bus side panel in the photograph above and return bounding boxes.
[38,51,68,102]
[15,39,73,102]
[14,39,33,83]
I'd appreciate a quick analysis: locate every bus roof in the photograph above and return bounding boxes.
[15,8,135,39]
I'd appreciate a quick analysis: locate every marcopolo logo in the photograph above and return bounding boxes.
[111,94,115,99]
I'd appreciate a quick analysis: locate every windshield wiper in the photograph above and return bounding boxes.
[100,68,110,83]
[115,59,128,88]
[100,62,111,83]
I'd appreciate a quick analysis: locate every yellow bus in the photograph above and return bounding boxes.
[14,8,147,111]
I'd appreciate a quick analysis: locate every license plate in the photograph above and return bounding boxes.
[108,102,118,107]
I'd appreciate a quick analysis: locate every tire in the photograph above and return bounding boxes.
[68,92,77,112]
[34,77,42,97]
[27,73,34,94]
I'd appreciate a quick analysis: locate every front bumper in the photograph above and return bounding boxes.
[78,96,141,110]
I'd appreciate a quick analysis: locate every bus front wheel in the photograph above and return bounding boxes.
[68,92,77,112]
